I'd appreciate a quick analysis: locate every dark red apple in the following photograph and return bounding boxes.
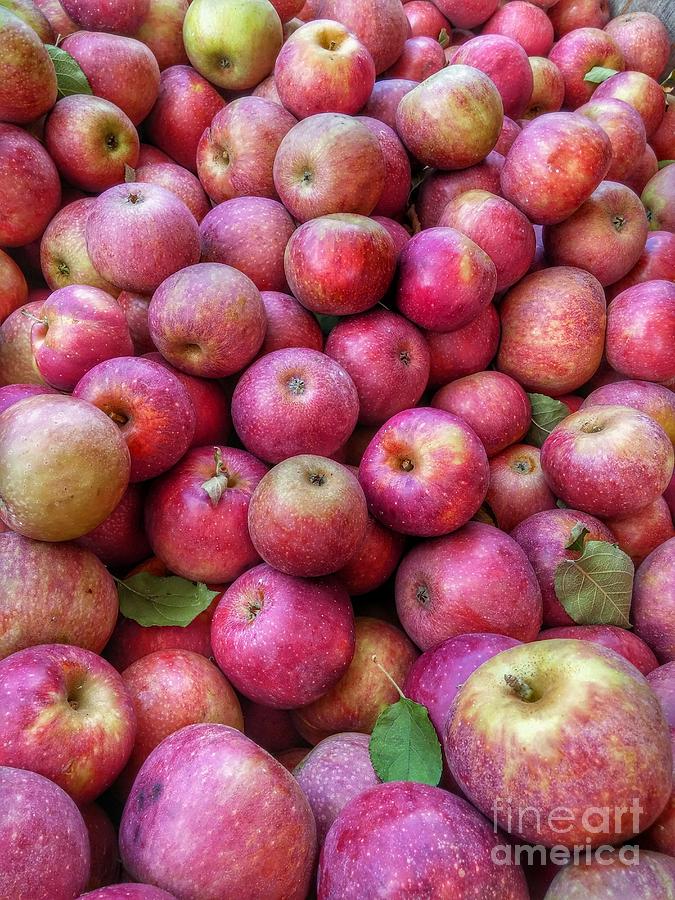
[651,104,675,163]
[335,507,405,596]
[607,232,675,298]
[549,0,610,37]
[258,291,323,356]
[242,699,304,753]
[356,116,412,219]
[60,0,149,33]
[80,802,119,891]
[538,624,659,675]
[76,484,151,569]
[0,250,27,324]
[487,444,557,532]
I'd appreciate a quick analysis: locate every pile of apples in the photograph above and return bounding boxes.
[1,0,675,897]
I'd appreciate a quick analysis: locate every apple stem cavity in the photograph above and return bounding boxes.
[504,673,537,702]
[201,447,229,507]
[20,309,47,326]
[287,376,306,395]
[400,458,415,472]
[371,655,406,699]
[416,585,430,607]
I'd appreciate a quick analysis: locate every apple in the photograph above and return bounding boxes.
[0,125,61,248]
[605,280,675,384]
[666,474,675,520]
[335,505,405,595]
[417,152,504,228]
[318,782,529,898]
[148,262,266,378]
[325,309,430,426]
[633,537,675,663]
[549,0,610,37]
[0,383,54,414]
[395,227,497,332]
[651,105,675,162]
[642,166,675,234]
[450,36,532,120]
[120,724,316,898]
[396,521,542,649]
[270,0,304,21]
[134,0,188,70]
[0,644,136,803]
[117,291,154,354]
[211,563,355,707]
[134,159,210,224]
[317,0,408,73]
[285,215,396,317]
[537,624,658,675]
[358,407,489,536]
[396,65,504,170]
[501,112,611,225]
[486,444,557,532]
[481,0,554,56]
[385,35,446,81]
[196,97,297,204]
[648,663,675,731]
[76,484,151,568]
[145,65,225,173]
[0,8,57,124]
[252,73,283,103]
[522,56,565,118]
[543,850,675,897]
[361,77,418,130]
[231,347,359,464]
[292,617,418,744]
[356,117,412,219]
[0,394,131,541]
[438,189,535,291]
[0,532,118,661]
[425,304,500,387]
[446,639,672,846]
[0,249,27,323]
[116,649,243,796]
[576,97,647,181]
[0,301,48,386]
[608,232,675,298]
[0,767,90,900]
[243,701,305,756]
[541,406,673,518]
[497,266,606,394]
[80,802,119,891]
[593,70,666,138]
[372,216,410,255]
[275,19,375,118]
[621,143,659,194]
[582,380,675,445]
[434,0,498,28]
[494,115,521,155]
[605,497,674,565]
[61,32,160,126]
[258,290,323,356]
[34,0,78,34]
[403,0,450,38]
[548,27,624,110]
[2,0,55,41]
[61,0,148,32]
[604,12,670,81]
[80,885,178,899]
[183,0,282,90]
[273,113,385,222]
[145,445,267,583]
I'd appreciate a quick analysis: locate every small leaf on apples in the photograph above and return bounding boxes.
[554,541,634,629]
[556,499,569,509]
[565,522,590,554]
[124,164,137,182]
[438,28,450,48]
[369,697,443,786]
[115,573,219,627]
[314,314,340,335]
[583,66,619,84]
[46,45,93,99]
[526,393,569,448]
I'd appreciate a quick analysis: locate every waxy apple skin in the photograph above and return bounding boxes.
[606,498,674,566]
[607,232,675,298]
[582,379,675,445]
[258,290,323,355]
[450,35,533,120]
[593,70,666,138]
[357,117,412,219]
[522,56,565,119]
[633,538,675,664]
[416,152,504,229]
[0,8,57,125]
[425,304,500,387]
[487,444,557,532]
[318,0,408,73]
[577,97,646,182]
[61,0,149,33]
[77,483,151,568]
[537,625,659,675]
[605,280,675,384]
[361,78,418,131]
[0,301,49,387]
[445,639,673,847]
[548,27,625,110]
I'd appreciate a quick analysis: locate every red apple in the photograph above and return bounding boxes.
[651,104,675,163]
[642,165,675,234]
[403,0,450,38]
[372,216,411,254]
[117,291,154,354]
[648,662,675,731]
[434,0,498,28]
[61,0,148,33]
[606,280,675,384]
[486,444,557,532]
[576,97,647,181]
[621,142,658,194]
[335,505,405,596]
[0,7,57,124]
[359,406,489,536]
[242,699,304,753]
[604,497,674,565]
[417,151,504,228]
[385,35,446,81]
[607,232,675,298]
[522,55,565,119]
[582,379,675,445]
[356,116,412,219]
[134,0,189,70]
[258,290,323,356]
[76,484,151,568]
[80,802,119,891]
[481,0,554,56]
[0,249,27,323]
[593,70,666,138]
[3,0,55,41]
[0,301,48,386]
[318,0,408,73]
[0,383,54,414]
[252,73,283,104]
[537,624,658,675]
[361,77,418,130]
[271,0,304,21]
[633,537,675,662]
[494,115,521,155]
[548,27,624,109]
[425,305,499,387]
[549,0,610,37]
[34,0,78,34]
[134,160,210,224]
[231,347,359,464]
[604,12,670,81]
[450,35,532,119]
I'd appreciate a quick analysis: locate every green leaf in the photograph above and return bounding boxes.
[369,697,443,786]
[116,573,219,627]
[556,498,569,509]
[584,66,619,85]
[314,314,340,335]
[438,27,450,48]
[526,393,569,448]
[554,541,634,629]
[46,44,93,99]
[565,522,590,554]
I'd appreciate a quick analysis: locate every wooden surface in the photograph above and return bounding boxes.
[608,0,675,68]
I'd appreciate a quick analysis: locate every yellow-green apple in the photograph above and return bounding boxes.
[549,27,624,109]
[426,305,500,387]
[247,454,368,577]
[582,379,675,444]
[325,309,429,425]
[593,70,666,138]
[0,644,136,803]
[501,112,611,224]
[481,0,554,55]
[45,96,140,193]
[73,356,196,482]
[0,394,131,541]
[1,0,55,41]
[549,0,610,37]
[242,699,304,753]
[0,250,27,323]
[275,19,375,118]
[85,182,200,294]
[145,65,225,173]
[212,563,355,707]
[200,197,295,292]
[273,113,385,221]
[511,508,616,625]
[231,347,359,463]
[361,77,418,130]
[134,159,210,223]
[0,301,48,386]
[642,166,675,233]
[605,497,674,564]
[403,0,450,37]
[604,12,670,81]
[434,0,498,28]
[284,215,396,316]
[61,32,160,126]
[521,56,564,118]
[319,782,529,898]
[417,152,504,228]
[537,624,658,674]
[633,537,675,662]
[61,0,149,33]
[395,522,542,649]
[607,231,675,298]
[439,189,535,292]
[183,0,282,90]
[576,97,647,181]
[355,117,411,219]
[0,767,90,900]
[541,406,674,517]
[196,97,297,203]
[135,0,189,70]
[317,0,408,73]
[445,639,673,845]
[487,444,556,531]
[497,267,606,394]
[450,35,533,119]
[116,650,243,796]
[395,227,496,331]
[606,280,675,383]
[258,290,323,356]
[145,445,266,582]
[0,531,118,660]
[651,104,674,162]
[29,285,134,391]
[120,724,316,898]
[80,801,119,891]
[385,35,446,81]
[0,8,57,124]
[0,125,61,247]
[76,483,151,568]
[292,617,418,743]
[358,407,489,536]
[396,65,504,169]
[148,262,266,377]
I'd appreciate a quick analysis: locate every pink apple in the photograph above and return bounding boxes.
[252,73,284,104]
[549,27,624,110]
[606,280,675,383]
[426,304,500,387]
[405,0,450,37]
[361,77,418,130]
[61,0,148,33]
[134,0,189,70]
[608,232,675,298]
[549,0,610,37]
[417,151,504,228]
[134,160,210,223]
[258,290,323,356]
[582,379,675,445]
[0,301,48,386]
[0,7,57,124]
[242,699,304,753]
[212,563,355,707]
[231,348,359,464]
[385,35,446,81]
[593,70,666,138]
[494,115,521,155]
[482,0,554,55]
[450,35,532,119]
[522,55,565,119]
[76,484,151,569]
[318,0,408,73]
[576,97,647,181]
[537,624,658,675]
[604,12,670,81]
[633,538,675,663]
[372,216,411,255]
[486,444,557,532]
[434,0,498,28]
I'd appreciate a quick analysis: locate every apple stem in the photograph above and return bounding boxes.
[201,447,229,507]
[504,673,536,702]
[371,655,405,699]
[20,309,47,326]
